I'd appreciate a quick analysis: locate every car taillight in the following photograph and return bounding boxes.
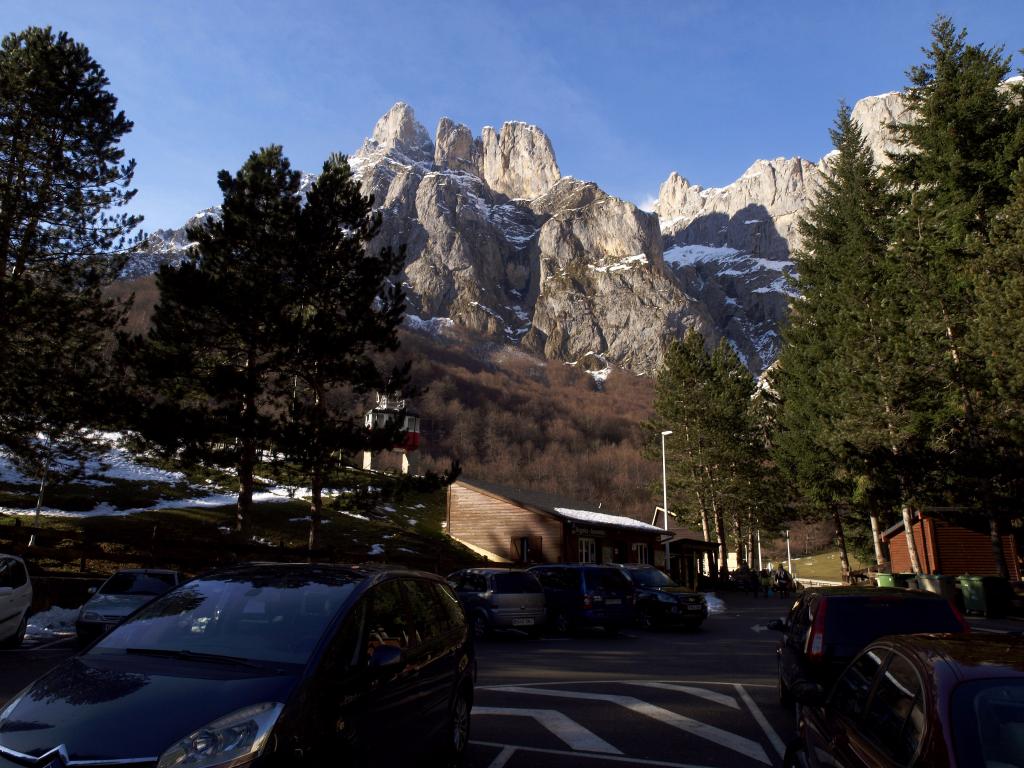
[582,593,593,609]
[805,597,829,660]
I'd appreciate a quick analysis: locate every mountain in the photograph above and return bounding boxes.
[126,93,908,374]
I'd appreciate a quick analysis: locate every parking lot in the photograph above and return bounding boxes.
[0,591,1018,768]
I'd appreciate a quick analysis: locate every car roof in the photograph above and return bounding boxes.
[110,568,180,575]
[877,633,1024,682]
[456,568,535,575]
[200,561,441,587]
[808,586,949,601]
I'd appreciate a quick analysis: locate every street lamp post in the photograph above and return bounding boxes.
[661,430,673,570]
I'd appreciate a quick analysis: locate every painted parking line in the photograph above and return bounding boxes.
[473,740,718,768]
[627,681,740,710]
[480,685,772,765]
[473,707,622,754]
[734,684,786,759]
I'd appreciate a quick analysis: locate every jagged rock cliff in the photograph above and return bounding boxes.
[128,90,916,375]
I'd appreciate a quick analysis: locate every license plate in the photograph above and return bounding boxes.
[687,604,702,611]
[512,618,535,626]
[606,599,622,605]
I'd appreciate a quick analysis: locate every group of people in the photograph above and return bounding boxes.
[734,561,793,597]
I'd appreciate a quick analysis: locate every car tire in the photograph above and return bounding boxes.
[437,685,472,768]
[472,613,490,641]
[0,613,27,649]
[638,610,656,631]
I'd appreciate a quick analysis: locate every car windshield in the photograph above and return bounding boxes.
[492,572,542,593]
[584,567,632,591]
[99,572,177,596]
[626,568,677,588]
[90,570,359,666]
[952,679,1024,766]
[824,596,963,649]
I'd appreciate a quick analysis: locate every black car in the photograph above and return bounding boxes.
[769,586,968,706]
[615,564,708,630]
[0,563,474,767]
[528,564,636,635]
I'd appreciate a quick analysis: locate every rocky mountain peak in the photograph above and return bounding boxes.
[365,102,434,163]
[480,121,560,200]
[434,117,481,174]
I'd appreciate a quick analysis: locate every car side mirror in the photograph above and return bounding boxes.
[87,586,98,595]
[767,619,786,632]
[369,644,403,673]
[791,679,827,707]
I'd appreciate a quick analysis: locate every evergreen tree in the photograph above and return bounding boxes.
[273,153,407,550]
[135,146,301,533]
[0,27,141,506]
[887,16,1024,576]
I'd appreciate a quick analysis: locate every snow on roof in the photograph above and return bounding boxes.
[553,507,665,534]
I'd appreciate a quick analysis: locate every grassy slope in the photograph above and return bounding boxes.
[788,550,868,582]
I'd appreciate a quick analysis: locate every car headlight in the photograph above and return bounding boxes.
[156,702,283,768]
[656,592,676,604]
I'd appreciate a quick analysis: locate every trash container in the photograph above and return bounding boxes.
[916,574,959,603]
[875,573,895,588]
[891,573,917,589]
[959,575,1011,618]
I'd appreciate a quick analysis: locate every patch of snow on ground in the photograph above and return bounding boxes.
[589,253,648,274]
[27,606,79,637]
[663,244,740,267]
[0,435,185,487]
[704,593,727,614]
[407,518,417,526]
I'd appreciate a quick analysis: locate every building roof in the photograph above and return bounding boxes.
[456,478,667,537]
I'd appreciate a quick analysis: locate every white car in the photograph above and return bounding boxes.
[0,554,32,648]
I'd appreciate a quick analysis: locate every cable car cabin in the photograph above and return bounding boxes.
[364,408,421,452]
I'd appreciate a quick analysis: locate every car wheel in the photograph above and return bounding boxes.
[472,614,490,641]
[439,686,472,768]
[0,613,27,649]
[638,610,655,630]
[603,624,620,637]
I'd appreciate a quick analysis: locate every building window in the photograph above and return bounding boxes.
[578,538,597,564]
[632,543,649,564]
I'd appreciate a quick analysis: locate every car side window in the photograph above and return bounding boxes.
[8,561,27,589]
[831,648,886,722]
[402,579,445,644]
[864,652,925,764]
[330,597,367,673]
[469,574,487,593]
[365,580,413,657]
[0,559,12,589]
[431,582,466,631]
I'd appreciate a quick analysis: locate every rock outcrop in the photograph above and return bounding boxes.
[480,122,561,199]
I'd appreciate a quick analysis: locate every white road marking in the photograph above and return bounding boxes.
[481,686,771,765]
[970,626,1008,635]
[473,706,622,754]
[734,684,785,759]
[626,682,740,710]
[751,624,769,633]
[486,745,517,768]
[482,678,775,689]
[472,740,718,768]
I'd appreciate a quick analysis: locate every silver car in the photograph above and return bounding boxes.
[447,568,547,639]
[76,568,181,643]
[0,555,32,648]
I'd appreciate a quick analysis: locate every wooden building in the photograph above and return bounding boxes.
[446,480,668,566]
[665,519,719,590]
[882,514,1020,580]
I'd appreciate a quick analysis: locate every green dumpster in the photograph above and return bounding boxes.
[875,573,895,588]
[916,574,959,603]
[959,575,1010,618]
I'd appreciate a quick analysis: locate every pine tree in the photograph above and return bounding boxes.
[887,16,1024,576]
[273,153,407,550]
[134,146,301,533]
[0,27,141,505]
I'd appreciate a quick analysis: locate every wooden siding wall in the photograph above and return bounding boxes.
[448,484,564,563]
[886,519,1019,579]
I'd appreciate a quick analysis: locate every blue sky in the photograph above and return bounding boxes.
[6,1,1024,231]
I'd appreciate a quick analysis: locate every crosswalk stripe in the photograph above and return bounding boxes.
[480,685,771,765]
[734,683,786,758]
[474,706,622,754]
[471,740,719,768]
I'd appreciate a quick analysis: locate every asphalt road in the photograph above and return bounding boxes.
[0,593,1018,768]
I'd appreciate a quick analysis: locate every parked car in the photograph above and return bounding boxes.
[769,586,969,706]
[528,564,636,635]
[784,634,1024,767]
[447,567,546,639]
[76,568,183,644]
[0,554,31,649]
[0,563,474,767]
[614,564,708,630]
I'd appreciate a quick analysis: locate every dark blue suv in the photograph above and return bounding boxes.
[528,564,636,635]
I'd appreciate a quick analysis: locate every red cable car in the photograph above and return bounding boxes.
[364,394,421,452]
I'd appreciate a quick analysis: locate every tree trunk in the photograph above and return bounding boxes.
[989,513,1010,580]
[237,446,254,534]
[832,506,851,584]
[714,503,728,578]
[901,504,922,574]
[869,509,888,570]
[308,471,323,553]
[733,516,744,568]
